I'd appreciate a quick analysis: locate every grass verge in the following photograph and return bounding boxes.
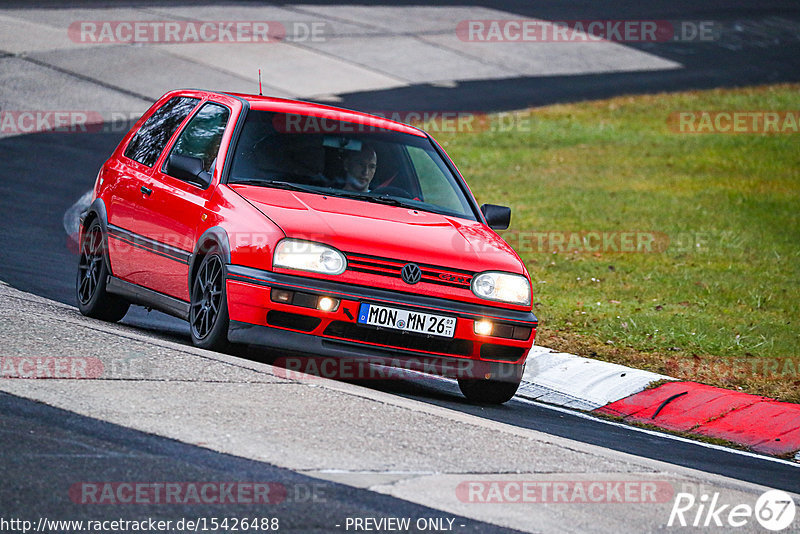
[435,84,800,403]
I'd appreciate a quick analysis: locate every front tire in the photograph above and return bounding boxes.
[458,377,521,405]
[189,250,230,351]
[76,220,130,322]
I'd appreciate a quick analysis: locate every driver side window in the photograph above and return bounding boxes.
[168,102,230,178]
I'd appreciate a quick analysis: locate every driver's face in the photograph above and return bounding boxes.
[344,150,377,191]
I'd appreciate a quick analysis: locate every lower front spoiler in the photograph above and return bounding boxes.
[228,320,525,383]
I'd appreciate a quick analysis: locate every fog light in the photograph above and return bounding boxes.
[474,320,493,336]
[317,296,339,312]
[513,326,532,340]
[271,289,293,304]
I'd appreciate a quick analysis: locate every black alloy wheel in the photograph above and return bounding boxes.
[189,251,230,351]
[76,220,129,321]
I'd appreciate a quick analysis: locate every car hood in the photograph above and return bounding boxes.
[230,185,525,274]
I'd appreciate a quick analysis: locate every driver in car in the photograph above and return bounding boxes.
[342,144,377,192]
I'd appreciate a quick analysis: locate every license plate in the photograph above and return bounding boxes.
[357,303,456,338]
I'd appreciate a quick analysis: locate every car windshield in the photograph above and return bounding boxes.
[227,110,477,220]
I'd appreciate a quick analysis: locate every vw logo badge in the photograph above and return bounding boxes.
[401,263,422,285]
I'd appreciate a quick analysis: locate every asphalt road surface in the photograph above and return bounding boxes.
[0,392,523,533]
[1,1,799,532]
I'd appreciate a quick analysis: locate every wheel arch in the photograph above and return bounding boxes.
[189,226,232,290]
[81,198,113,272]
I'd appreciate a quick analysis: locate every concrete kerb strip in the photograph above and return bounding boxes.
[519,346,673,411]
[522,347,800,459]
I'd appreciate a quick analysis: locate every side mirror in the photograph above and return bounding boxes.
[480,204,511,230]
[166,154,212,188]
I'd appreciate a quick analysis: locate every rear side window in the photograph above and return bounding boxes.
[168,102,230,175]
[124,97,199,167]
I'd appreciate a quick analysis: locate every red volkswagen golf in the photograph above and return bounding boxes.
[77,89,537,403]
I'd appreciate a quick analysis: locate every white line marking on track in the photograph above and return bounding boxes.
[417,368,798,466]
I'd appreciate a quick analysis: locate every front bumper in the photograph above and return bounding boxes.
[225,264,537,380]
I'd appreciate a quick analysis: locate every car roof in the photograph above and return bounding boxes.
[219,91,426,137]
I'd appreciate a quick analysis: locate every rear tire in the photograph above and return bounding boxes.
[458,377,521,405]
[76,219,130,322]
[189,250,230,352]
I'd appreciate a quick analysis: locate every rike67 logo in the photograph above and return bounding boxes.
[668,489,796,531]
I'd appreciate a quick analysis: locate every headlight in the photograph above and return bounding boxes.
[273,239,346,275]
[471,271,531,306]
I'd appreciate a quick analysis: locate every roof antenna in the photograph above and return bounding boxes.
[258,69,263,96]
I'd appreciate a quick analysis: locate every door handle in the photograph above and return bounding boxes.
[141,186,153,196]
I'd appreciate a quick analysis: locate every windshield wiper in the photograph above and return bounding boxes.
[336,191,417,209]
[230,179,322,195]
